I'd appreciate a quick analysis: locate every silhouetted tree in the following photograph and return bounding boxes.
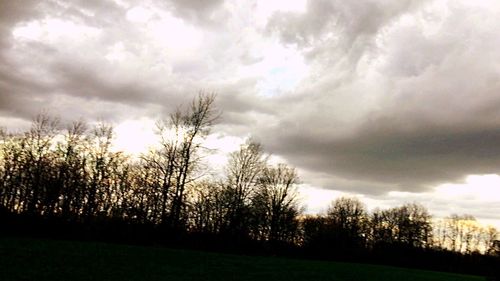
[370,203,432,249]
[54,120,89,219]
[23,115,60,215]
[0,130,25,212]
[490,240,500,257]
[302,215,330,253]
[250,163,301,244]
[485,227,499,255]
[141,93,218,229]
[220,139,267,237]
[84,123,125,219]
[170,93,218,229]
[433,214,498,254]
[326,197,368,251]
[188,180,226,234]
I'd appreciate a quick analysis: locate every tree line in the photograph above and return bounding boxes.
[0,94,499,275]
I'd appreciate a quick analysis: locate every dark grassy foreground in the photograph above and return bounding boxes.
[0,237,486,281]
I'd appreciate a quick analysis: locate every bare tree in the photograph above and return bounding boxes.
[141,93,219,228]
[54,120,89,218]
[170,93,218,229]
[221,139,267,236]
[188,180,225,234]
[250,163,301,243]
[23,114,60,214]
[369,203,432,248]
[0,130,24,212]
[485,226,499,255]
[84,122,125,219]
[434,214,498,254]
[326,196,368,249]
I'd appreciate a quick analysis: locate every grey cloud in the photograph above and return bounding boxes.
[254,1,500,194]
[239,51,263,66]
[267,0,427,66]
[163,0,226,27]
[0,0,212,124]
[0,41,167,122]
[0,0,41,56]
[50,62,160,105]
[260,69,500,192]
[0,0,40,32]
[0,48,56,119]
[270,123,500,190]
[53,0,126,29]
[44,94,156,124]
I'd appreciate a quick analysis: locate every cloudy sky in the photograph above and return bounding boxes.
[1,0,500,227]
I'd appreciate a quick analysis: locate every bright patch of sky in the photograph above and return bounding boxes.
[233,31,308,96]
[298,184,347,214]
[105,42,129,62]
[149,15,202,52]
[113,118,158,156]
[434,174,500,203]
[113,121,247,176]
[0,117,31,133]
[126,6,202,54]
[203,134,246,173]
[384,175,500,229]
[253,43,308,96]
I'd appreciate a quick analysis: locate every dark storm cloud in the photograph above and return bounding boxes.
[264,121,500,192]
[254,0,500,193]
[0,43,56,119]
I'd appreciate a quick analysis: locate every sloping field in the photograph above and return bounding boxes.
[0,237,486,281]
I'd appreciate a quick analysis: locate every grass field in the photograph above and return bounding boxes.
[0,237,486,281]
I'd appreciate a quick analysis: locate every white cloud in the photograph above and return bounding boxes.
[11,21,43,41]
[203,133,246,171]
[149,14,203,52]
[435,174,500,203]
[298,184,346,214]
[373,174,500,228]
[12,18,101,43]
[126,6,154,23]
[105,42,128,62]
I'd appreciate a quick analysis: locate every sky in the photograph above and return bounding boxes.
[1,0,500,228]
